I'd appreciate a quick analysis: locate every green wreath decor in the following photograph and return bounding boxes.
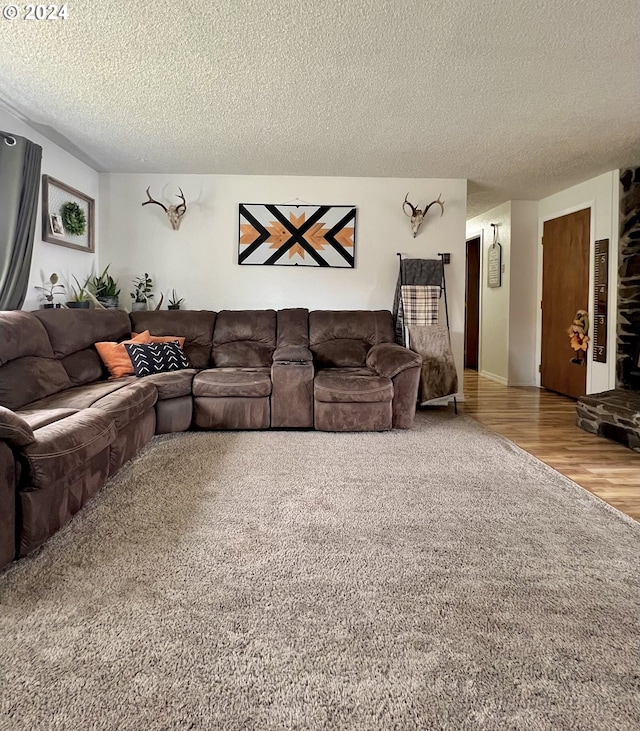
[60,201,87,236]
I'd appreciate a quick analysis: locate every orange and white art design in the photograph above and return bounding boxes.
[238,204,356,267]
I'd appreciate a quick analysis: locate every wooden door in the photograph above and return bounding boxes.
[541,208,590,398]
[465,236,481,370]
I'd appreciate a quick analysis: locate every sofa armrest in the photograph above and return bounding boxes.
[0,406,35,447]
[366,343,422,378]
[0,441,17,568]
[273,345,313,363]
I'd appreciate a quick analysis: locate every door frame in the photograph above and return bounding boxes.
[536,201,595,392]
[465,229,485,373]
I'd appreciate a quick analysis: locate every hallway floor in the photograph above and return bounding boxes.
[460,370,640,521]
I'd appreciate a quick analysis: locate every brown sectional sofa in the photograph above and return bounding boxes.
[0,307,421,568]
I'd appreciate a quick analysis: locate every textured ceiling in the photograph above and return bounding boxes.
[0,0,638,218]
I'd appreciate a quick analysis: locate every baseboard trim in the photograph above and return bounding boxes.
[479,371,508,386]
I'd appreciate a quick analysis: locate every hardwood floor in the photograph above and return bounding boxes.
[461,370,640,521]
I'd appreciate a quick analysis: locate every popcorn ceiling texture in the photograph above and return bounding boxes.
[0,0,638,216]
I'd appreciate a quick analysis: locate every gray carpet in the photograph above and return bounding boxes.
[1,412,639,731]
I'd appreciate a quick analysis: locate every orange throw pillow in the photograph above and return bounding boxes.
[132,333,186,348]
[95,330,153,378]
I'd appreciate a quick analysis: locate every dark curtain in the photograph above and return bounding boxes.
[0,131,42,310]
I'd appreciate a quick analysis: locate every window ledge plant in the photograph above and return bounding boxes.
[89,264,120,309]
[35,273,65,308]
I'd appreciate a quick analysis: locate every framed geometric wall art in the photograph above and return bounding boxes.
[42,175,95,252]
[238,204,356,267]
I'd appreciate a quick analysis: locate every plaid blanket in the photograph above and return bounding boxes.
[393,258,443,344]
[400,285,440,326]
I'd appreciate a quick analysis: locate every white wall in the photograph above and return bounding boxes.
[508,201,539,386]
[100,174,467,394]
[467,199,549,388]
[537,171,619,394]
[467,201,511,384]
[0,108,100,312]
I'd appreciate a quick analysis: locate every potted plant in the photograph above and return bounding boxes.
[66,275,91,309]
[168,289,184,310]
[89,264,120,309]
[35,273,65,308]
[130,273,154,311]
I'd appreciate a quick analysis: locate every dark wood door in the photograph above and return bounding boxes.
[465,237,481,370]
[541,208,590,399]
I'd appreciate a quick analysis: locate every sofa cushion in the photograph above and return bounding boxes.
[212,341,275,368]
[312,339,370,368]
[95,331,153,379]
[61,349,106,387]
[138,370,197,400]
[21,410,116,488]
[17,408,80,431]
[0,311,54,365]
[136,334,186,348]
[0,357,72,411]
[314,371,393,404]
[309,311,397,368]
[125,342,191,376]
[309,310,395,351]
[89,381,158,430]
[212,310,276,367]
[193,369,272,398]
[22,380,133,411]
[0,312,73,410]
[129,310,216,370]
[34,308,131,358]
[0,406,35,447]
[35,308,132,387]
[276,308,309,348]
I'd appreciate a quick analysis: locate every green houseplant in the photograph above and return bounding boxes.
[66,275,91,309]
[89,264,120,309]
[130,273,154,311]
[168,289,184,310]
[35,273,65,308]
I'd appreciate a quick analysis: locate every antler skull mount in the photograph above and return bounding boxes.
[402,193,445,238]
[142,187,187,230]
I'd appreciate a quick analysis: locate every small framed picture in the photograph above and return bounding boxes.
[49,213,64,237]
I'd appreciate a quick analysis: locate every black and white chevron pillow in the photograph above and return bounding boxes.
[124,342,191,377]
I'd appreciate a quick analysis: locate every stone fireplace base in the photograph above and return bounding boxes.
[577,390,640,452]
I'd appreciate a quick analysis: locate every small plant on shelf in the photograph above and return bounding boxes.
[88,264,120,308]
[168,289,184,310]
[130,273,154,311]
[66,275,91,308]
[35,273,65,308]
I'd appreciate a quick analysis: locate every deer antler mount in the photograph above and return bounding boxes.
[142,187,187,230]
[402,193,445,238]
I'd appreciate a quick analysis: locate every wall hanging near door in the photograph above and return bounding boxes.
[42,175,95,252]
[238,204,356,267]
[488,223,502,288]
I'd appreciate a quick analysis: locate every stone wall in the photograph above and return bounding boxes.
[617,168,640,389]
